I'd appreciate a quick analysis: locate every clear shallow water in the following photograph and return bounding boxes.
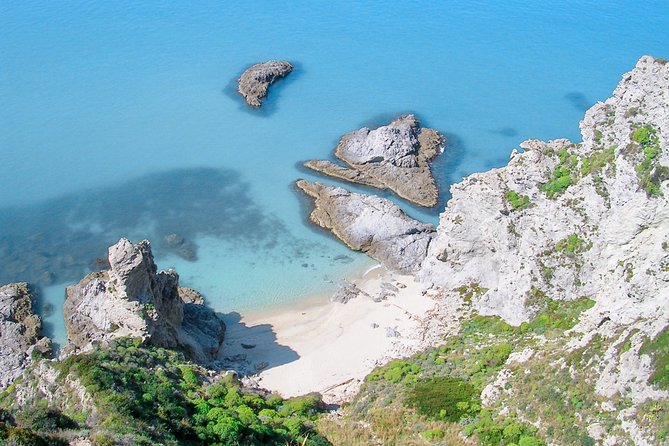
[1,1,668,345]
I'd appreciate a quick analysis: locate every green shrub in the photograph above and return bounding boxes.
[631,124,668,197]
[505,190,531,210]
[406,376,480,422]
[367,359,421,384]
[640,326,669,389]
[422,428,445,441]
[555,234,591,256]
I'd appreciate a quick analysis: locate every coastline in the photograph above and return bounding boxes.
[221,264,440,403]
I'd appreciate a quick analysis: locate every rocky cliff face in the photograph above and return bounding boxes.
[415,56,669,440]
[63,238,225,364]
[0,283,51,389]
[419,56,668,328]
[305,115,444,207]
[296,180,435,273]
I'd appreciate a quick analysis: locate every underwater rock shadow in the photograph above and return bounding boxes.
[223,61,304,118]
[0,167,295,288]
[565,92,593,113]
[218,311,299,374]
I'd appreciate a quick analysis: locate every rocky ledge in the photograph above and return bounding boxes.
[0,283,51,389]
[304,114,444,207]
[63,238,225,364]
[237,60,293,108]
[296,180,435,273]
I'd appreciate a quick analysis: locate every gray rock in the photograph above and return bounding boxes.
[63,238,225,364]
[0,283,51,389]
[385,326,401,338]
[330,280,369,304]
[304,115,444,207]
[237,60,293,108]
[296,180,435,273]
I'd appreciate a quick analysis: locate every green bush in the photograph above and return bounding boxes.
[505,190,531,210]
[640,326,669,389]
[406,376,480,422]
[422,428,445,440]
[367,359,421,384]
[40,338,332,446]
[631,124,667,197]
[555,234,591,256]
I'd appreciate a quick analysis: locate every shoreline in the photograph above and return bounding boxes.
[221,264,438,403]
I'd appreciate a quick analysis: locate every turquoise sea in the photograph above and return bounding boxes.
[1,1,668,345]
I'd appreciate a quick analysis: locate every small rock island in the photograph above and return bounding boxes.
[237,60,293,108]
[304,114,444,207]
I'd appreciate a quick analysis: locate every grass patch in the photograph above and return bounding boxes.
[540,148,578,198]
[640,326,669,389]
[406,377,480,422]
[581,146,616,176]
[455,282,489,304]
[631,124,668,197]
[505,190,532,210]
[555,234,591,256]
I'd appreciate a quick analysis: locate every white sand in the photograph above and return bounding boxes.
[221,265,439,403]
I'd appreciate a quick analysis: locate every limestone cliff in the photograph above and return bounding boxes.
[63,238,225,364]
[413,55,669,444]
[0,283,51,389]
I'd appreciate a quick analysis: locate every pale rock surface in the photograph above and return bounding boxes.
[305,115,444,207]
[63,238,225,364]
[296,180,435,273]
[416,56,669,438]
[237,60,293,108]
[0,283,51,389]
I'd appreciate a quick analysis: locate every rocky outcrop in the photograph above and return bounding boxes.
[330,280,370,304]
[237,60,293,108]
[304,115,444,207]
[63,238,225,364]
[0,283,51,389]
[419,56,669,328]
[416,56,669,427]
[296,180,435,273]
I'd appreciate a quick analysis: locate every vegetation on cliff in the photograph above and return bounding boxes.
[0,338,330,446]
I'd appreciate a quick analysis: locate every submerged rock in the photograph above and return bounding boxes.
[164,233,198,261]
[0,283,52,389]
[304,115,444,207]
[237,60,293,108]
[63,238,225,364]
[296,180,435,273]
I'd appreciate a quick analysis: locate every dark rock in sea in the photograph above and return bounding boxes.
[304,115,445,207]
[241,343,256,349]
[237,60,293,108]
[62,238,225,365]
[0,283,52,389]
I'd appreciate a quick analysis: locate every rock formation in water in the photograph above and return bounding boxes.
[62,238,225,364]
[296,180,435,273]
[237,60,293,108]
[304,114,444,207]
[0,283,51,389]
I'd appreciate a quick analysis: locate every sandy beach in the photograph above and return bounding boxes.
[221,265,440,403]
